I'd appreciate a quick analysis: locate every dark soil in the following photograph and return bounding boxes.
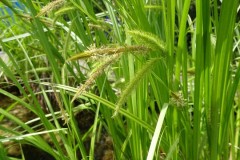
[0,86,113,160]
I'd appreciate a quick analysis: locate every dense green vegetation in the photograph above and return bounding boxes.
[0,0,240,159]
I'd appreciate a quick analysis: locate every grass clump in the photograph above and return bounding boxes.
[0,0,239,160]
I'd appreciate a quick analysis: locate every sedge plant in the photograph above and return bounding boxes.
[0,0,239,160]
